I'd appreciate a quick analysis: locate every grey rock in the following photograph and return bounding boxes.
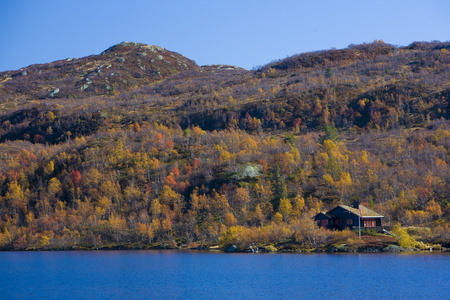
[49,88,60,98]
[382,245,408,252]
[232,164,262,180]
[224,245,238,252]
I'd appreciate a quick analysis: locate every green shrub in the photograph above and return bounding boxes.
[358,229,378,236]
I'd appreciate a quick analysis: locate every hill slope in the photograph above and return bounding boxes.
[0,41,449,251]
[0,42,199,101]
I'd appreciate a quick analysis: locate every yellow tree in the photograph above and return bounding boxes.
[150,198,162,220]
[44,161,54,175]
[159,185,184,214]
[278,198,293,222]
[292,194,305,218]
[336,172,352,201]
[6,181,27,216]
[48,177,62,198]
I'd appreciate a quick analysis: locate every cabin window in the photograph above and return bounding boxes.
[346,218,353,225]
[364,220,376,227]
[335,219,341,225]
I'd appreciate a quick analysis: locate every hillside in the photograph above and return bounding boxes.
[0,42,199,101]
[0,41,449,251]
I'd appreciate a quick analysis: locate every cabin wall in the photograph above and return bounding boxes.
[314,214,330,229]
[328,207,357,230]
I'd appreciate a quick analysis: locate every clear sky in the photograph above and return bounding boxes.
[1,0,449,71]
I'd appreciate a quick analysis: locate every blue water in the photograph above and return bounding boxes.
[0,251,449,299]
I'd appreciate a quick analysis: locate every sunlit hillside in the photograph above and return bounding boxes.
[0,41,449,251]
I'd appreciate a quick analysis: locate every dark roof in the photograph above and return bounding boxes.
[315,204,384,220]
[314,212,332,219]
[338,205,384,218]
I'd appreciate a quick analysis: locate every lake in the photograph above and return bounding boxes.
[1,251,449,299]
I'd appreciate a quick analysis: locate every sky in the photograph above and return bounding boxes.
[0,0,449,71]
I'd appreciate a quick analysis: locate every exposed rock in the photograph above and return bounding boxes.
[244,246,260,253]
[145,45,166,53]
[117,57,125,63]
[233,163,262,180]
[382,245,409,252]
[327,244,346,253]
[49,88,60,98]
[224,245,237,252]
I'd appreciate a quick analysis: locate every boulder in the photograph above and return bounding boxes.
[382,244,408,252]
[224,244,237,252]
[49,88,60,98]
[232,163,262,180]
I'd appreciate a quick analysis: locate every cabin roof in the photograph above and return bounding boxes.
[337,205,384,218]
[314,212,332,219]
[315,204,384,220]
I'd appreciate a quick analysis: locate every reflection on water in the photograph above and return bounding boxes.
[1,251,449,299]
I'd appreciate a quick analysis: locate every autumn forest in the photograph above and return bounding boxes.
[0,41,449,252]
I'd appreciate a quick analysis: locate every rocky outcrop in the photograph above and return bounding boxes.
[0,42,200,100]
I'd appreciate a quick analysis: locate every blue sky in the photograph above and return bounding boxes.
[0,0,449,71]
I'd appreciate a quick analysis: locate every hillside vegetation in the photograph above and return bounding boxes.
[0,40,449,251]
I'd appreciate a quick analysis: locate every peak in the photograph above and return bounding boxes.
[0,41,200,100]
[101,42,168,55]
[201,64,247,72]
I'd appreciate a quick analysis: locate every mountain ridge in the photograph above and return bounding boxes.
[0,41,200,100]
[1,40,449,143]
[0,40,449,251]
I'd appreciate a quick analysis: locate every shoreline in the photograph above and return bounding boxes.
[3,243,447,253]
